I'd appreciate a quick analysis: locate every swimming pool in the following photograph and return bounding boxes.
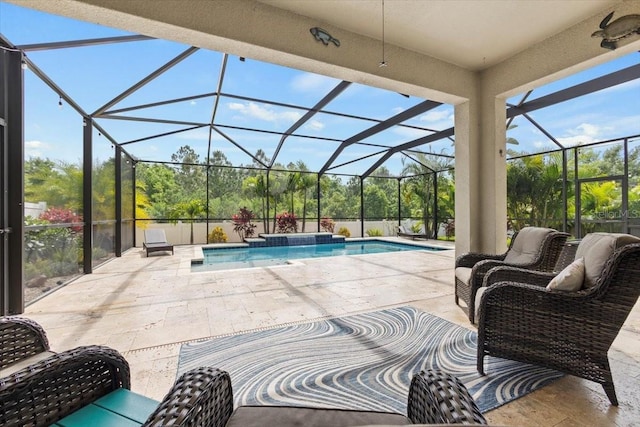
[192,240,446,272]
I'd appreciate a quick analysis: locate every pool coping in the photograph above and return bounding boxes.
[191,237,453,269]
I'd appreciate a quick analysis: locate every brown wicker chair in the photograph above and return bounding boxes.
[477,235,640,406]
[0,316,54,377]
[0,345,233,427]
[0,344,487,426]
[455,227,569,323]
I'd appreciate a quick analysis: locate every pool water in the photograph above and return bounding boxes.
[192,240,445,272]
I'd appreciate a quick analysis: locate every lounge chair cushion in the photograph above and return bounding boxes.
[474,286,486,324]
[546,257,585,292]
[226,405,410,427]
[503,227,555,265]
[455,266,472,285]
[575,233,640,288]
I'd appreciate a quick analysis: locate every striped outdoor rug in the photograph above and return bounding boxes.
[177,306,562,414]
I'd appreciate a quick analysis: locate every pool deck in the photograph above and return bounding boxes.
[23,237,640,426]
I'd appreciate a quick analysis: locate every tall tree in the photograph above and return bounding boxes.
[171,145,206,201]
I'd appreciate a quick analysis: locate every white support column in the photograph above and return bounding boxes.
[454,87,507,255]
[478,96,507,254]
[453,101,476,254]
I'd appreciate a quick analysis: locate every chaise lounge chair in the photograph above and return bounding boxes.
[143,229,174,257]
[397,224,429,240]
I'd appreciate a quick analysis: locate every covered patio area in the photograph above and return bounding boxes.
[2,1,640,425]
[22,240,640,426]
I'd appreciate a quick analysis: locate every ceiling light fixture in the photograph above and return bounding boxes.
[379,0,387,67]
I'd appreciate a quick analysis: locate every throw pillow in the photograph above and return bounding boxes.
[546,257,585,291]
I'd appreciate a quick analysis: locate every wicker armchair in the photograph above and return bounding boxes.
[477,236,640,406]
[0,345,233,427]
[0,316,53,376]
[408,370,487,425]
[455,227,569,323]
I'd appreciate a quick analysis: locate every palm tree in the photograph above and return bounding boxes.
[169,199,205,244]
[294,161,316,232]
[401,152,453,238]
[243,173,268,232]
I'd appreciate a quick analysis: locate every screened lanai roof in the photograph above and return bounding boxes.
[1,1,639,176]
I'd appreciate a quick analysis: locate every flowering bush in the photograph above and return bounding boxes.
[276,211,298,233]
[208,226,228,243]
[40,207,83,232]
[232,207,257,241]
[320,217,335,233]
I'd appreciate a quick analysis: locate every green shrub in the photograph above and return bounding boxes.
[337,227,351,238]
[366,228,382,237]
[208,226,228,243]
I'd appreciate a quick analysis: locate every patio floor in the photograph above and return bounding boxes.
[24,238,640,426]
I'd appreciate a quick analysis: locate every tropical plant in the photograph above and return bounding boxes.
[169,199,205,244]
[243,173,268,232]
[40,207,83,232]
[295,163,316,232]
[24,216,82,279]
[232,207,257,241]
[366,228,382,237]
[320,217,335,233]
[207,226,228,243]
[443,220,455,240]
[401,152,453,239]
[276,211,298,233]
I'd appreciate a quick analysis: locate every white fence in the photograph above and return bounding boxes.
[135,220,403,246]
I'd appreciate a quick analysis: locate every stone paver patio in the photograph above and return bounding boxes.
[23,238,640,426]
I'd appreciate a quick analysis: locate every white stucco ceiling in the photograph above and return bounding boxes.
[259,0,619,71]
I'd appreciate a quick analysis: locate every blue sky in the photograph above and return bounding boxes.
[1,1,639,175]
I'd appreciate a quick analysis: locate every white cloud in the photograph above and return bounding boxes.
[419,110,452,123]
[392,107,404,114]
[556,123,602,147]
[305,119,325,131]
[26,140,46,149]
[392,126,431,139]
[190,101,197,106]
[25,140,50,158]
[228,101,301,123]
[291,73,338,93]
[573,123,600,137]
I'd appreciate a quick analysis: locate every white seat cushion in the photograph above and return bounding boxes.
[503,227,555,265]
[547,257,585,291]
[575,233,640,288]
[455,266,472,285]
[474,287,487,324]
